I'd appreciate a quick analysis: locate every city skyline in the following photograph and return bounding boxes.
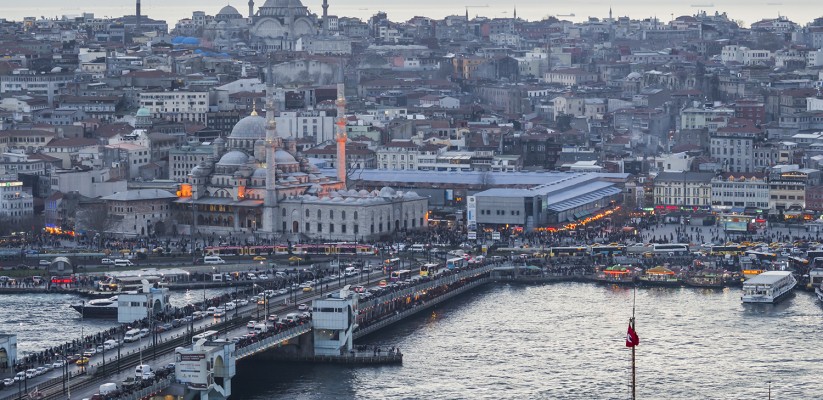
[3,0,822,27]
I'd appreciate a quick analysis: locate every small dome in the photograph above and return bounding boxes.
[229,115,267,139]
[136,107,151,117]
[214,136,226,145]
[626,72,642,80]
[379,187,396,197]
[218,150,249,166]
[274,149,297,164]
[252,168,267,179]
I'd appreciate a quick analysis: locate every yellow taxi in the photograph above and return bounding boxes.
[302,286,313,292]
[76,357,90,365]
[252,256,267,261]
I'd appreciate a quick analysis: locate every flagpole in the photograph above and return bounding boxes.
[629,286,637,400]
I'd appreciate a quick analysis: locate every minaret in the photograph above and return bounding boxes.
[135,0,141,36]
[248,0,254,19]
[609,7,613,21]
[335,62,347,185]
[513,6,517,20]
[322,0,329,35]
[263,56,279,233]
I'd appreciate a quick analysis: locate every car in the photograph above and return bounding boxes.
[25,369,37,379]
[268,314,278,322]
[237,299,249,306]
[83,348,97,357]
[247,320,258,329]
[13,372,25,382]
[213,309,226,318]
[258,274,269,279]
[277,288,287,295]
[35,367,47,375]
[288,256,303,265]
[101,258,114,265]
[76,357,90,365]
[66,354,81,363]
[38,259,50,266]
[297,303,309,311]
[302,286,313,292]
[252,256,266,261]
[52,360,66,368]
[3,378,14,386]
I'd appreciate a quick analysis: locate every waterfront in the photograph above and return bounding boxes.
[233,282,823,399]
[0,287,237,355]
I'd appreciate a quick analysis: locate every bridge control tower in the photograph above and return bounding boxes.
[312,286,359,356]
[174,339,236,400]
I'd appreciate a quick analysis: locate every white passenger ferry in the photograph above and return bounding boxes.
[741,271,796,304]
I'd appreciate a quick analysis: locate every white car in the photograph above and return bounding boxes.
[35,367,47,375]
[2,377,14,386]
[237,299,249,306]
[101,258,115,265]
[298,303,309,311]
[258,274,269,279]
[52,360,65,368]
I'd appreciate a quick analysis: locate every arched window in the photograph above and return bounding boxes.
[353,211,358,220]
[281,208,286,216]
[305,209,310,217]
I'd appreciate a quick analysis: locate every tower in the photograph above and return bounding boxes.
[263,56,279,234]
[335,62,347,185]
[513,6,516,20]
[135,0,141,36]
[248,0,254,19]
[322,0,329,35]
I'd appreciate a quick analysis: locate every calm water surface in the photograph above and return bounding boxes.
[232,283,823,399]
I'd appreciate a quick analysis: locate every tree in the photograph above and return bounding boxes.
[555,113,572,132]
[76,204,114,248]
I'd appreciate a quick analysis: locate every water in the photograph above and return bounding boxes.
[0,287,238,356]
[231,283,823,399]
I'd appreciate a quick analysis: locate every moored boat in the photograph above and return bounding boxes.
[639,266,681,287]
[594,265,637,285]
[684,269,729,288]
[741,271,796,304]
[70,296,119,318]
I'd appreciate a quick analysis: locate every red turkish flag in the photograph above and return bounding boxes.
[625,324,639,347]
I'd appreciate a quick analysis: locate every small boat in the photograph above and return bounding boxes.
[71,296,119,318]
[639,266,681,287]
[684,269,729,288]
[595,265,637,285]
[741,271,796,304]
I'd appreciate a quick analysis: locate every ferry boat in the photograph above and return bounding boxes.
[70,296,119,318]
[639,266,681,287]
[741,271,796,304]
[684,270,728,288]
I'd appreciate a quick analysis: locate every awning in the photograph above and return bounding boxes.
[730,206,745,213]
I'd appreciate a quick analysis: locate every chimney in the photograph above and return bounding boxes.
[135,0,141,37]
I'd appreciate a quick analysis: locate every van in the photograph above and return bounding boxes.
[252,323,268,334]
[204,256,225,264]
[123,329,141,343]
[135,364,154,380]
[114,259,134,267]
[99,383,118,395]
[410,244,426,252]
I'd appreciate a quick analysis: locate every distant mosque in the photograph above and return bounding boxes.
[174,62,428,241]
[204,0,334,51]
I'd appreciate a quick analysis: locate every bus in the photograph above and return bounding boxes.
[590,245,626,256]
[420,263,444,277]
[710,245,746,256]
[745,250,777,262]
[390,269,412,282]
[652,243,690,255]
[192,330,219,344]
[446,257,465,270]
[548,246,589,257]
[383,258,401,272]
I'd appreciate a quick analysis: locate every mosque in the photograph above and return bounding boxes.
[173,63,428,242]
[204,0,334,51]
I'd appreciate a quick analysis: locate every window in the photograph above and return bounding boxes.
[330,210,334,219]
[317,223,323,232]
[341,211,346,220]
[330,224,335,233]
[305,209,310,217]
[317,209,321,218]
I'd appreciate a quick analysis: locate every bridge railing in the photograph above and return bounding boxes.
[114,376,174,400]
[359,264,495,309]
[234,323,313,360]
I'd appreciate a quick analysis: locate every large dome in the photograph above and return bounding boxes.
[229,115,267,139]
[217,5,241,16]
[218,150,250,166]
